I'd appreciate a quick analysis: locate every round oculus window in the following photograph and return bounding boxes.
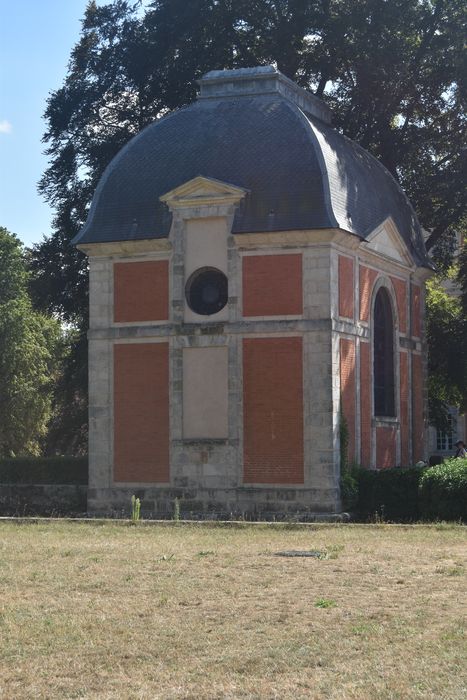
[185,267,228,316]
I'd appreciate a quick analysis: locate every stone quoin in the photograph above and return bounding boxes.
[74,66,433,517]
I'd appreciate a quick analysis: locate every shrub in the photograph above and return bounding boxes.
[339,411,360,510]
[419,458,467,522]
[340,463,359,510]
[354,465,427,522]
[0,456,88,485]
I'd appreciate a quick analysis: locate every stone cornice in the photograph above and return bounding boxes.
[233,228,348,249]
[77,239,171,257]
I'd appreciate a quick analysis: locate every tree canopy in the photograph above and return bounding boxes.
[0,227,62,457]
[426,274,467,430]
[29,0,467,441]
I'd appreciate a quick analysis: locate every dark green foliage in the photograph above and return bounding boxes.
[339,410,358,510]
[353,465,427,522]
[0,227,62,457]
[42,327,88,456]
[340,465,359,511]
[339,409,349,472]
[430,230,459,276]
[426,277,467,427]
[419,458,467,522]
[353,460,467,522]
[0,457,88,485]
[458,238,467,327]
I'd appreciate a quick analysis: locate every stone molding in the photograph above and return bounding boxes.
[363,216,414,267]
[78,239,171,257]
[160,175,249,210]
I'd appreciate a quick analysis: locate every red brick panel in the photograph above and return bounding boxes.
[412,284,421,338]
[243,337,304,484]
[340,338,356,460]
[114,342,169,483]
[376,426,397,468]
[114,260,169,323]
[412,354,424,462]
[390,276,407,333]
[399,351,409,466]
[359,265,378,322]
[360,341,371,467]
[242,254,302,317]
[338,255,354,319]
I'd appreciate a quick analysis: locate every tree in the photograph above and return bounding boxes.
[425,274,467,431]
[457,234,467,319]
[0,227,62,456]
[30,0,467,442]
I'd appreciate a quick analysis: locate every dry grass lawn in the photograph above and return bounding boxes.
[0,521,466,699]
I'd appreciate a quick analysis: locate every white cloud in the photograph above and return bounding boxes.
[0,120,12,134]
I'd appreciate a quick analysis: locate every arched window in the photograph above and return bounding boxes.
[373,288,395,417]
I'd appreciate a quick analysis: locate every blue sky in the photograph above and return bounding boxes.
[0,1,115,247]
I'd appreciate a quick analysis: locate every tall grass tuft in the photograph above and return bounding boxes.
[131,495,141,522]
[173,497,180,522]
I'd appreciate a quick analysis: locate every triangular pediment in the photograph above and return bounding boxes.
[363,217,413,266]
[160,175,249,209]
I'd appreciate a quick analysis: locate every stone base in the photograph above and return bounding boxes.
[87,485,341,520]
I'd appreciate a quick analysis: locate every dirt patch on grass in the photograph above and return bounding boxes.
[0,522,465,699]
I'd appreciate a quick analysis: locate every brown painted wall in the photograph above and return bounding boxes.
[390,276,407,333]
[399,351,409,465]
[376,426,397,468]
[114,342,169,483]
[243,337,304,484]
[360,341,371,467]
[412,284,421,338]
[114,260,169,323]
[359,265,378,322]
[242,254,302,317]
[340,337,356,460]
[338,255,354,319]
[412,354,424,462]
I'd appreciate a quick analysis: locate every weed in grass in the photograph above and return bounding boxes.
[197,550,215,557]
[351,622,377,637]
[158,554,175,562]
[315,599,337,609]
[441,625,465,641]
[373,506,386,523]
[131,495,141,522]
[325,544,344,559]
[434,522,460,531]
[435,565,464,576]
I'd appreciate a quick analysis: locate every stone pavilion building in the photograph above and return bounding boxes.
[74,66,433,516]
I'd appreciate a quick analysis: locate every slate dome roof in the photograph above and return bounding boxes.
[74,66,430,267]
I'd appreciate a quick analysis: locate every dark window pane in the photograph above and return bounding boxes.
[373,289,395,416]
[186,267,228,316]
